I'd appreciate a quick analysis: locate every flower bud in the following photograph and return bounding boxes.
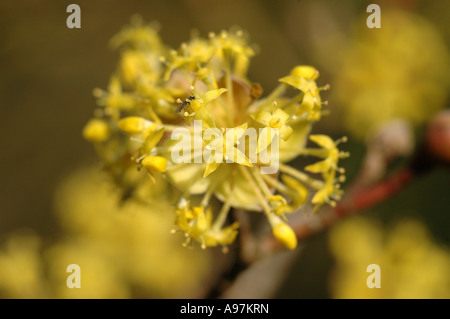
[290,65,319,80]
[118,116,152,135]
[82,119,110,142]
[272,222,298,250]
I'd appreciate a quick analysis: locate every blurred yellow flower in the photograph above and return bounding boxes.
[174,201,239,249]
[333,9,450,140]
[0,233,47,298]
[0,167,211,298]
[329,216,450,298]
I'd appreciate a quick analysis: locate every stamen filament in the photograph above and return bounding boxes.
[239,166,272,216]
[278,163,324,190]
[279,92,305,110]
[212,200,231,231]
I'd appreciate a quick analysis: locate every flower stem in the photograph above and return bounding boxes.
[335,168,414,216]
[250,167,273,197]
[213,200,232,231]
[239,166,272,216]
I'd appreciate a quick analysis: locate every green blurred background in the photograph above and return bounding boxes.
[0,0,449,298]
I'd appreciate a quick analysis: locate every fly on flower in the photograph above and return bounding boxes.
[176,95,196,113]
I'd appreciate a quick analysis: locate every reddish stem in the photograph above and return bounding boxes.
[335,168,414,216]
[259,168,416,257]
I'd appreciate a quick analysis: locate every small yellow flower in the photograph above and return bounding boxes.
[252,108,293,153]
[175,202,239,249]
[302,135,348,211]
[203,123,252,178]
[209,29,255,76]
[94,76,137,114]
[110,16,163,52]
[267,195,290,216]
[119,50,161,85]
[304,135,348,174]
[178,88,228,128]
[82,119,110,143]
[329,217,450,298]
[164,37,215,81]
[279,66,328,121]
[311,170,342,211]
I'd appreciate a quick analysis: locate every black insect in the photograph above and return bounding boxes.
[176,95,196,113]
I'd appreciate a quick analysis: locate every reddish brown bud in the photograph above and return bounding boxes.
[425,110,450,164]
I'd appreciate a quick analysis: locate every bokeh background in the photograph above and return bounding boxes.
[0,0,449,298]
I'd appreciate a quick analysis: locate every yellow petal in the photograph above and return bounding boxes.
[257,127,275,154]
[141,156,167,173]
[107,94,136,110]
[272,108,290,123]
[278,119,311,162]
[279,75,316,93]
[224,122,248,145]
[280,125,293,141]
[201,88,228,105]
[82,119,110,143]
[305,159,331,173]
[226,148,253,167]
[214,165,260,211]
[281,175,308,207]
[251,110,272,126]
[267,195,289,216]
[312,187,328,205]
[118,116,151,135]
[203,161,221,178]
[290,65,319,80]
[143,127,165,154]
[108,76,122,95]
[309,134,335,149]
[196,210,209,232]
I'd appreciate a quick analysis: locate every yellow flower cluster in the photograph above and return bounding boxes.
[83,18,348,250]
[333,9,450,140]
[329,217,450,298]
[0,167,210,298]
